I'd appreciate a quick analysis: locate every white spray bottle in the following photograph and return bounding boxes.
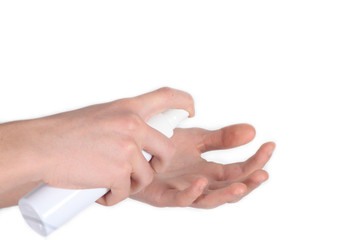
[18,109,189,236]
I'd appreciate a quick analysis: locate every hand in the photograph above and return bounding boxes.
[0,87,194,207]
[131,124,275,209]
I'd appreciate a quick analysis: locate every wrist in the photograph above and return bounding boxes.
[0,121,44,194]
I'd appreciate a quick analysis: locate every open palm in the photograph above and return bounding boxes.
[131,124,275,209]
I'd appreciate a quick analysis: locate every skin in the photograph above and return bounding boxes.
[0,87,275,209]
[132,125,275,208]
[0,87,195,207]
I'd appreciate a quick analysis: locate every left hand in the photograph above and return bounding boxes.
[131,124,275,209]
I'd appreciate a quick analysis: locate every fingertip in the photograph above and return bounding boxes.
[185,95,195,118]
[263,141,276,150]
[175,178,207,207]
[180,89,195,118]
[95,197,106,206]
[244,123,256,139]
[102,188,129,207]
[103,193,117,207]
[223,124,256,147]
[255,142,276,159]
[262,142,276,157]
[269,141,276,148]
[189,178,208,198]
[258,170,269,183]
[135,87,195,120]
[159,87,195,117]
[230,182,247,196]
[251,169,269,183]
[196,178,208,191]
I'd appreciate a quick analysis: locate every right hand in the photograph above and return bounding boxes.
[0,87,194,206]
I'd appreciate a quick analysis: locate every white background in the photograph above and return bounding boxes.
[0,0,359,239]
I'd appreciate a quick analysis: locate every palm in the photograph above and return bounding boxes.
[131,124,275,209]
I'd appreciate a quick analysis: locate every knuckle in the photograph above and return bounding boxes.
[225,164,243,179]
[116,139,138,160]
[122,162,133,176]
[121,138,138,153]
[157,87,174,97]
[106,113,145,135]
[112,161,132,180]
[123,113,143,131]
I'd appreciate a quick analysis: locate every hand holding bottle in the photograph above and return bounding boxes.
[0,87,194,206]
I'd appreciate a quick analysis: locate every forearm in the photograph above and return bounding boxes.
[0,121,44,195]
[0,87,195,208]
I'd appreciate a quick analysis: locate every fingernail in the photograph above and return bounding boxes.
[199,183,207,191]
[234,188,245,195]
[268,148,275,157]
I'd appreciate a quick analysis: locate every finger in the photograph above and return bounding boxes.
[242,169,269,193]
[240,142,275,176]
[142,125,176,173]
[192,182,247,209]
[228,169,269,203]
[159,178,208,207]
[133,87,195,120]
[221,142,275,181]
[199,124,256,153]
[129,146,154,194]
[97,141,141,206]
[206,168,267,190]
[96,174,131,207]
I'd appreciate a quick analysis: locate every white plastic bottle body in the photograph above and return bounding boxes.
[18,109,189,236]
[18,150,152,236]
[19,185,109,236]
